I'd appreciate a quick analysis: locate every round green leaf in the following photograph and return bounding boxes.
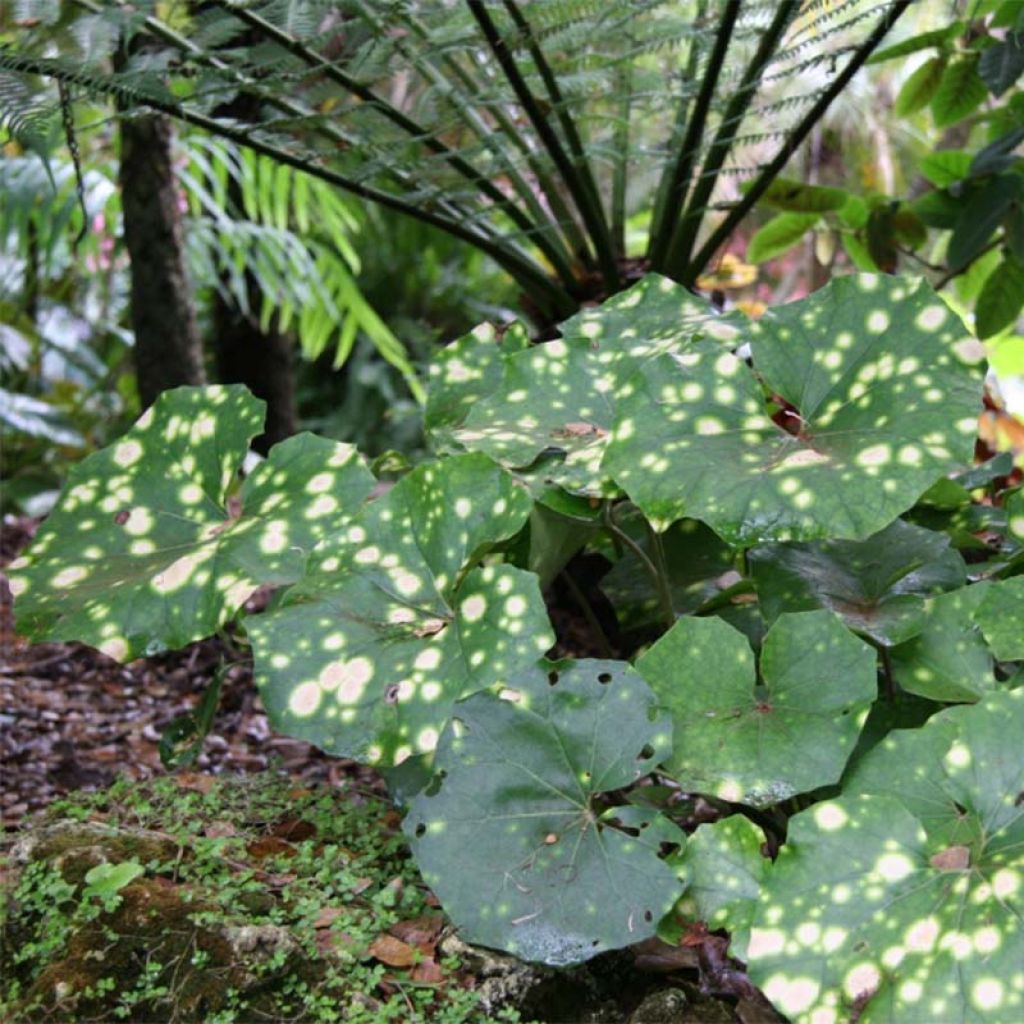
[752,691,1024,1023]
[890,584,995,702]
[452,275,727,495]
[750,519,967,646]
[974,575,1024,660]
[249,454,554,765]
[635,611,876,806]
[669,815,766,961]
[8,385,375,660]
[604,275,981,543]
[405,659,681,965]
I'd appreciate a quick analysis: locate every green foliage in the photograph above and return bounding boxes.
[10,273,1024,1021]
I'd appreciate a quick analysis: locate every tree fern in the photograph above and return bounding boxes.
[1,0,913,319]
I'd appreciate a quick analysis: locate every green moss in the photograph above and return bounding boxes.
[1,773,521,1024]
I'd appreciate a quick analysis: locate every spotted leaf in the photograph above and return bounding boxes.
[8,385,374,660]
[405,659,681,965]
[452,275,729,495]
[604,275,981,543]
[249,453,554,765]
[751,690,1024,1023]
[636,611,876,806]
[973,575,1024,661]
[750,519,967,646]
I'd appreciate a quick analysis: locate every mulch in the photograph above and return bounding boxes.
[0,515,375,832]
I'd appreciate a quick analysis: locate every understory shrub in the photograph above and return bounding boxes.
[9,273,1024,1023]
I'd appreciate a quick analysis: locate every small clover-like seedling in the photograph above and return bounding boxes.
[605,275,981,542]
[405,659,682,965]
[636,611,877,806]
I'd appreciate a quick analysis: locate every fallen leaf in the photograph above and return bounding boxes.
[368,934,419,968]
[389,913,445,947]
[410,958,445,984]
[174,772,215,793]
[204,821,237,839]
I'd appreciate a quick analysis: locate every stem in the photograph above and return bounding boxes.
[663,0,799,279]
[646,520,677,623]
[559,570,614,659]
[467,0,620,292]
[935,235,1003,289]
[687,0,913,282]
[611,34,633,259]
[692,578,755,616]
[602,503,675,630]
[648,0,739,268]
[502,0,618,280]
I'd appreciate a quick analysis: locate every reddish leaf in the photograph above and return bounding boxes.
[368,934,419,967]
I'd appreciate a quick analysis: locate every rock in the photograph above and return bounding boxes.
[629,988,690,1022]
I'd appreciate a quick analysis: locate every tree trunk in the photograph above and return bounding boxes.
[119,113,206,407]
[211,294,297,454]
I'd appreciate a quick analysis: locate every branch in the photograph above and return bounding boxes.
[686,0,914,283]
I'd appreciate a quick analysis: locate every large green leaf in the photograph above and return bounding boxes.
[757,178,849,213]
[750,691,1024,1023]
[947,174,1023,271]
[749,520,967,646]
[8,385,374,660]
[931,54,987,128]
[604,275,981,543]
[747,212,819,264]
[635,611,876,807]
[451,275,727,495]
[976,254,1024,339]
[974,575,1024,660]
[890,584,995,702]
[248,453,554,765]
[405,659,681,965]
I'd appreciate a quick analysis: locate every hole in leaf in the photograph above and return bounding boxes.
[414,823,426,838]
[114,510,130,525]
[643,910,653,923]
[548,670,560,686]
[597,672,612,684]
[637,744,656,761]
[384,684,401,704]
[658,841,681,859]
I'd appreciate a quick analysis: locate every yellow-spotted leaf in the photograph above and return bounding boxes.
[405,659,681,965]
[604,275,981,542]
[8,385,374,660]
[248,453,554,765]
[635,611,876,807]
[753,691,1024,1023]
[450,275,733,495]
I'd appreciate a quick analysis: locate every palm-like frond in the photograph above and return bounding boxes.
[1,0,911,318]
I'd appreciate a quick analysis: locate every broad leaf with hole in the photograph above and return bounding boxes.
[604,275,981,543]
[974,576,1024,660]
[636,611,876,807]
[8,385,375,660]
[890,584,995,702]
[751,690,1024,1023]
[749,519,967,646]
[405,659,681,965]
[452,275,725,495]
[248,453,554,765]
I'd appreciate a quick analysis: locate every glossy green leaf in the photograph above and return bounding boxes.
[452,275,722,495]
[750,520,966,646]
[890,585,995,702]
[248,453,553,765]
[918,149,972,188]
[405,660,681,965]
[971,126,1024,177]
[947,175,1023,271]
[931,55,987,128]
[604,275,981,544]
[757,178,849,213]
[8,385,375,660]
[753,691,1024,1022]
[635,612,876,807]
[974,575,1024,660]
[976,254,1024,339]
[980,33,1024,96]
[670,815,766,960]
[894,55,946,117]
[747,213,818,264]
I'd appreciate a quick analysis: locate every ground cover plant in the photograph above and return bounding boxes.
[9,271,1024,1022]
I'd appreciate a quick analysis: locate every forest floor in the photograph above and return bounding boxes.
[0,516,779,1023]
